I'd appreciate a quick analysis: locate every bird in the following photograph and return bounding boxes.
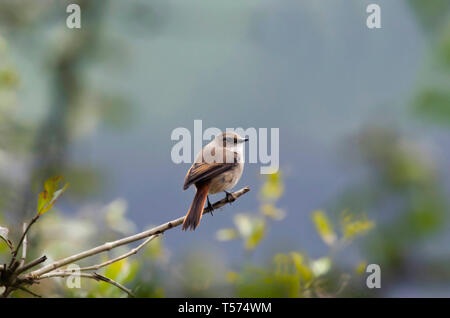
[182,132,248,231]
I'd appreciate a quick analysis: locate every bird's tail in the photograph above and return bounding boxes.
[182,183,209,231]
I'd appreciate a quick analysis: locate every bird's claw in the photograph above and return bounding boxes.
[225,191,236,203]
[207,196,214,216]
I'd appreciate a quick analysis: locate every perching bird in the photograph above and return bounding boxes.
[182,132,248,231]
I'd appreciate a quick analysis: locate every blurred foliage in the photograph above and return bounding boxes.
[216,171,287,251]
[0,1,167,298]
[414,87,450,125]
[218,173,374,298]
[1,171,374,298]
[410,1,450,126]
[407,0,450,35]
[0,0,136,229]
[334,125,449,295]
[311,209,374,247]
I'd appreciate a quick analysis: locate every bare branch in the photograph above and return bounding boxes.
[27,186,250,278]
[37,271,135,297]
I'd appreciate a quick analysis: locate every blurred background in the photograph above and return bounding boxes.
[0,0,450,297]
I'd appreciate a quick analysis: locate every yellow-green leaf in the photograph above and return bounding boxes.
[216,228,238,241]
[0,225,8,241]
[260,204,286,221]
[356,261,368,275]
[260,172,284,201]
[144,235,163,259]
[274,253,290,276]
[311,210,337,246]
[311,257,332,277]
[233,214,253,238]
[233,214,267,250]
[0,225,10,249]
[226,271,239,283]
[290,252,313,282]
[245,219,266,250]
[37,176,69,215]
[104,258,125,282]
[340,211,375,240]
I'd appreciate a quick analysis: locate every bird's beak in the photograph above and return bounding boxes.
[244,138,249,142]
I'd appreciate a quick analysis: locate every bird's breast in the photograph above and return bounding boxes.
[208,163,244,194]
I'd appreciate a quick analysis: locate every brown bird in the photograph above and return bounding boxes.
[182,132,247,231]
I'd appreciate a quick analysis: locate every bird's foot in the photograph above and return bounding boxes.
[224,191,236,203]
[207,196,214,216]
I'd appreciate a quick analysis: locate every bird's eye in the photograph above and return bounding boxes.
[233,137,237,144]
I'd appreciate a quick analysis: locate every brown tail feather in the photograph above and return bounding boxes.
[182,183,209,231]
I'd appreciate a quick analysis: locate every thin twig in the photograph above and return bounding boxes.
[9,214,39,267]
[26,186,250,278]
[37,271,135,297]
[78,234,159,272]
[19,223,28,268]
[18,286,41,298]
[16,255,47,275]
[93,273,135,297]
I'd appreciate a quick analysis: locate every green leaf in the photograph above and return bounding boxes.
[226,271,239,283]
[37,176,69,215]
[0,67,19,88]
[245,219,266,250]
[0,225,8,241]
[216,228,238,241]
[290,252,313,283]
[260,172,284,201]
[233,214,253,238]
[260,204,286,221]
[311,210,337,246]
[310,257,331,277]
[340,211,375,240]
[104,258,124,282]
[233,214,266,250]
[274,253,291,276]
[355,261,368,275]
[144,235,163,259]
[0,225,9,245]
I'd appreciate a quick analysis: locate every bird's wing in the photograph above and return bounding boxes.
[183,149,238,190]
[183,162,236,190]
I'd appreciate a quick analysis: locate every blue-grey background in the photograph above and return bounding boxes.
[1,0,450,297]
